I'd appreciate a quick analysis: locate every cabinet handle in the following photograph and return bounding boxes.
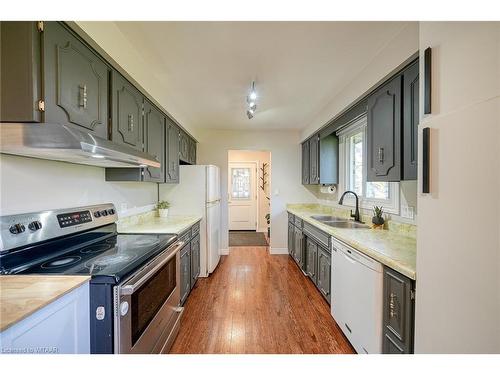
[389,292,398,318]
[79,84,87,109]
[378,147,384,163]
[128,114,134,132]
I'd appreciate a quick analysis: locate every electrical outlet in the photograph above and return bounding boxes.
[401,205,415,220]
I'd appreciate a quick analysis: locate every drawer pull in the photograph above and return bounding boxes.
[79,84,87,109]
[389,292,398,318]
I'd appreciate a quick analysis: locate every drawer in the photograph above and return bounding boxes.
[288,213,294,223]
[303,222,329,250]
[179,230,191,245]
[191,222,200,237]
[294,216,303,228]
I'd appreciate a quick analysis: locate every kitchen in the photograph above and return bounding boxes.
[0,1,500,371]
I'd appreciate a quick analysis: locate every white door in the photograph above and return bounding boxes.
[228,162,257,230]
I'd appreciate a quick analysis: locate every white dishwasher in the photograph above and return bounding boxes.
[331,238,383,354]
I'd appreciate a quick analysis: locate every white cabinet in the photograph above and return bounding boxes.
[0,282,90,354]
[331,239,383,354]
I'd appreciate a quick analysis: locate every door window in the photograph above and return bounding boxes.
[231,168,251,199]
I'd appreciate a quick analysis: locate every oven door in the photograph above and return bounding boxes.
[114,241,184,354]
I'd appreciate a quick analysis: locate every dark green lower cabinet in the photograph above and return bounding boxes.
[288,221,295,259]
[191,234,200,287]
[180,242,191,306]
[305,238,318,284]
[293,226,305,270]
[316,246,331,304]
[382,267,415,354]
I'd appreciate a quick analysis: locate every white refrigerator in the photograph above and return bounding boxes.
[160,165,221,277]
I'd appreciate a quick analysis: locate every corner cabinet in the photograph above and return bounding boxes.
[111,71,144,151]
[143,101,165,182]
[301,132,338,185]
[382,267,415,354]
[165,118,180,183]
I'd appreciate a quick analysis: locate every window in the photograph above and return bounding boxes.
[231,167,251,199]
[337,116,399,214]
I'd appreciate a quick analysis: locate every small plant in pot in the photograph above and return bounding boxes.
[372,206,385,226]
[157,201,170,218]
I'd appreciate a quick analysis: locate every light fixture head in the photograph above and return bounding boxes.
[246,109,254,119]
[248,102,257,111]
[246,81,258,119]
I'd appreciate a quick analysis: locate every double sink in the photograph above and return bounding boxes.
[310,215,370,229]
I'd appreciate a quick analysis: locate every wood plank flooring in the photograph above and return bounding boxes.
[170,246,355,354]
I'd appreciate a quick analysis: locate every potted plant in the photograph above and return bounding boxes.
[157,201,170,218]
[372,206,385,226]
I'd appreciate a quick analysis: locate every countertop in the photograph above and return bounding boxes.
[117,212,202,235]
[287,205,416,280]
[0,275,90,332]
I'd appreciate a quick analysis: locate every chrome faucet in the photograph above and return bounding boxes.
[338,190,363,223]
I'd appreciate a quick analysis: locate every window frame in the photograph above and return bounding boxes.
[337,115,400,215]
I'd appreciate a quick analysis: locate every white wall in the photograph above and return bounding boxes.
[228,150,271,232]
[195,129,316,253]
[0,155,157,217]
[301,23,419,141]
[415,22,500,353]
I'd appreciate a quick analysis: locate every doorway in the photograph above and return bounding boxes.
[228,150,271,247]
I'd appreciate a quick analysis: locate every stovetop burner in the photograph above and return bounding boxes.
[80,244,114,254]
[41,256,82,269]
[85,253,138,272]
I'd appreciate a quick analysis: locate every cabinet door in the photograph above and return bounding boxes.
[143,101,165,182]
[402,61,419,180]
[293,227,304,269]
[111,71,144,151]
[367,75,402,182]
[165,118,180,183]
[305,238,318,284]
[179,130,190,163]
[288,222,295,258]
[302,141,310,185]
[43,22,109,139]
[317,246,331,304]
[180,243,191,305]
[382,267,414,353]
[309,135,320,184]
[191,234,201,287]
[188,138,197,165]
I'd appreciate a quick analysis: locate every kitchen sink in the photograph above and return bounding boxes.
[311,215,370,229]
[310,215,346,222]
[323,221,370,229]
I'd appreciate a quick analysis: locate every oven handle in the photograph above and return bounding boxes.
[120,241,184,296]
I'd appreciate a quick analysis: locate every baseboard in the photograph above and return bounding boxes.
[270,247,289,255]
[219,248,229,255]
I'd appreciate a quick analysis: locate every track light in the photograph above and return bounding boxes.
[246,81,258,119]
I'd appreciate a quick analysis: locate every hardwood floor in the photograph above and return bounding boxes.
[170,246,355,354]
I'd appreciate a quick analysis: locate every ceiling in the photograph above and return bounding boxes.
[115,22,411,131]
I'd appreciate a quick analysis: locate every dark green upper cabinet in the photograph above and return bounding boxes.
[43,22,109,139]
[309,135,320,184]
[301,141,310,184]
[367,75,402,182]
[301,132,338,185]
[143,101,165,182]
[165,118,180,184]
[402,61,419,180]
[179,129,190,163]
[111,71,144,151]
[188,138,197,165]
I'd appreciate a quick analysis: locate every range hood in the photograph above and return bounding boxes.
[0,123,161,168]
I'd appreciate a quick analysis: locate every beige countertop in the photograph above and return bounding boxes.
[287,205,416,280]
[117,211,202,235]
[0,275,90,332]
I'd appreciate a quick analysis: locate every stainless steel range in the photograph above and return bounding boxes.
[0,204,184,354]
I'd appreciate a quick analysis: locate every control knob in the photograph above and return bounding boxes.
[28,220,43,231]
[100,210,108,217]
[107,208,115,215]
[9,223,26,234]
[94,211,101,218]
